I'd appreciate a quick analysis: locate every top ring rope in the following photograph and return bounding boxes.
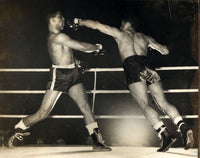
[0,66,198,72]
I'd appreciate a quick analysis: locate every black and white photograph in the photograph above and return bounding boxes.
[0,0,199,157]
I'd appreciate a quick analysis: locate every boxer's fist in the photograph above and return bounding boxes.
[140,68,160,84]
[66,18,81,30]
[94,44,105,56]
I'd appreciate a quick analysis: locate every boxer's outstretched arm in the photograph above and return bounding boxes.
[53,33,102,53]
[146,35,169,55]
[79,19,122,38]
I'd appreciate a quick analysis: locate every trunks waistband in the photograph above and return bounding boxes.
[124,55,147,62]
[52,63,76,69]
[123,55,154,70]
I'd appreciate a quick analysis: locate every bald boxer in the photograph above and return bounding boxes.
[67,18,194,152]
[4,11,111,151]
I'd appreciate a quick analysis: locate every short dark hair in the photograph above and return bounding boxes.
[47,11,62,24]
[122,15,140,30]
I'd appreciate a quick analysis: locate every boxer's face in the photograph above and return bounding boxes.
[53,13,65,30]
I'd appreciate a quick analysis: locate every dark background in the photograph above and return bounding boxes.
[0,0,198,147]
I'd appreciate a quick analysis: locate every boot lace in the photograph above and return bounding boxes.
[94,130,105,143]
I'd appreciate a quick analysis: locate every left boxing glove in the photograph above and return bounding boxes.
[78,61,88,74]
[66,18,81,30]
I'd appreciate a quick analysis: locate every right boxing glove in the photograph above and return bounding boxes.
[66,18,81,30]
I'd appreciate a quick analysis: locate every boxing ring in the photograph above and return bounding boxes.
[0,66,199,158]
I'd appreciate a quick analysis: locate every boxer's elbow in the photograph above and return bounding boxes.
[162,46,169,55]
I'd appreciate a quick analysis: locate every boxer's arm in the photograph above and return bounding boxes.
[147,36,169,55]
[54,33,102,53]
[79,19,122,38]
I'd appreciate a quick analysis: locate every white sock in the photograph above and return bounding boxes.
[153,121,164,130]
[174,116,185,131]
[173,116,183,125]
[86,122,98,135]
[153,122,167,139]
[15,119,29,130]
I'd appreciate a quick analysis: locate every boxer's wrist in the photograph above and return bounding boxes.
[95,44,103,53]
[74,18,81,24]
[94,44,105,56]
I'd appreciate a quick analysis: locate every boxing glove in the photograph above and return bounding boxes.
[66,18,81,30]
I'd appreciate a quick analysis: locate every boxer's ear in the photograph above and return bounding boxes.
[50,17,55,24]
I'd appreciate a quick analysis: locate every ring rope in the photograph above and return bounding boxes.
[0,66,198,119]
[0,114,198,119]
[0,89,198,94]
[92,69,97,113]
[0,66,198,72]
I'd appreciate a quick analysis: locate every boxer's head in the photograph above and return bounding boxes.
[48,11,65,31]
[120,16,139,33]
[120,20,135,33]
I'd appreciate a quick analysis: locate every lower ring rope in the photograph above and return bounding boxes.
[0,66,198,72]
[0,114,198,119]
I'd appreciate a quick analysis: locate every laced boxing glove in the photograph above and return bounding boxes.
[140,68,160,84]
[66,18,81,30]
[78,61,88,74]
[94,44,105,56]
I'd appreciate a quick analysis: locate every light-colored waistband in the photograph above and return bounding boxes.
[52,63,76,69]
